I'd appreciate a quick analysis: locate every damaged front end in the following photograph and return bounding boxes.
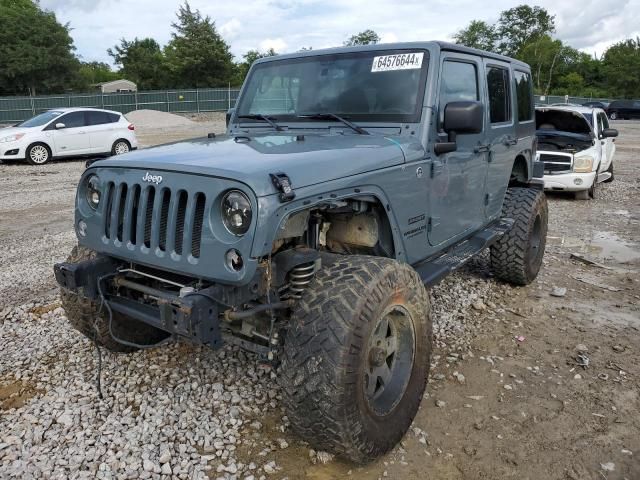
[535,108,597,187]
[54,245,322,356]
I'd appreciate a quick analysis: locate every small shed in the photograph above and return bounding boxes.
[95,79,137,93]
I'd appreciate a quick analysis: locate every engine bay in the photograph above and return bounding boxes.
[536,108,594,153]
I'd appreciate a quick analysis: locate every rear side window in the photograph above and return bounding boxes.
[486,67,511,124]
[514,71,533,122]
[87,111,115,126]
[439,60,478,124]
[108,112,121,122]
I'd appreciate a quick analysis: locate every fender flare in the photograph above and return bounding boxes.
[251,185,406,262]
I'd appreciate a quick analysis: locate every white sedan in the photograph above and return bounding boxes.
[0,108,138,165]
[536,105,618,200]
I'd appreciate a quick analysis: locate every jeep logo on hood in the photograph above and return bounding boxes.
[142,172,163,184]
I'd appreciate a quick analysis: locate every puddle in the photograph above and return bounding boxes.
[604,209,630,216]
[548,231,640,264]
[586,232,640,263]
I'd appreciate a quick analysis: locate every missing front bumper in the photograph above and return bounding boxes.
[54,257,223,349]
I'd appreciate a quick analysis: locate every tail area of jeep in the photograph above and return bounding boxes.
[54,42,547,463]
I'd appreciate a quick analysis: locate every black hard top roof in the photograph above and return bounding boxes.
[255,40,531,71]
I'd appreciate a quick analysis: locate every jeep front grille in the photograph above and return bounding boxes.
[103,182,206,258]
[540,153,572,174]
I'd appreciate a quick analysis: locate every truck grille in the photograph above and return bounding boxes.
[103,182,206,258]
[540,153,572,174]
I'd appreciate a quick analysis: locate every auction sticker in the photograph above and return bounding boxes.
[371,52,424,72]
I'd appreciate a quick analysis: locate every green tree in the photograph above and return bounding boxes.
[602,38,640,98]
[0,0,81,95]
[519,35,566,94]
[233,48,277,85]
[164,2,234,87]
[453,20,498,52]
[344,29,381,46]
[108,38,169,90]
[78,62,119,89]
[496,5,555,56]
[555,72,585,94]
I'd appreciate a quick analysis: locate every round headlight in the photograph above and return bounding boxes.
[86,175,101,210]
[221,190,252,236]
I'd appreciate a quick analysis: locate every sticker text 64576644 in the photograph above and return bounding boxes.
[371,52,424,72]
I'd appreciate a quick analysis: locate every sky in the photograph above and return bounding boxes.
[40,0,640,66]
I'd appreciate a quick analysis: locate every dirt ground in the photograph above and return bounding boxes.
[0,118,638,480]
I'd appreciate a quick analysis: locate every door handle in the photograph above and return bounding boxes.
[503,136,518,146]
[474,144,491,153]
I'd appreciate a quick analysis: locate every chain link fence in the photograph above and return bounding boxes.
[0,88,242,123]
[0,89,619,123]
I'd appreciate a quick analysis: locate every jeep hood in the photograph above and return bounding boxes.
[93,133,422,197]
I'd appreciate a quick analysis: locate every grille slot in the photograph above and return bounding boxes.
[143,187,155,248]
[158,189,171,251]
[116,184,128,242]
[192,193,206,258]
[103,182,115,238]
[101,181,207,259]
[175,191,188,255]
[127,185,141,245]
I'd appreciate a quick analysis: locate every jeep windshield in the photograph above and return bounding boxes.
[235,49,429,125]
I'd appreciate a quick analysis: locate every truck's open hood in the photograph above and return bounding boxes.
[93,133,422,197]
[535,108,594,153]
[536,107,593,134]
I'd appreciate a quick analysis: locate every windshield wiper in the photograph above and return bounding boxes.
[297,113,369,135]
[237,114,284,131]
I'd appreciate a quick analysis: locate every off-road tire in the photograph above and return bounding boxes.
[60,245,169,352]
[490,187,548,285]
[278,255,432,464]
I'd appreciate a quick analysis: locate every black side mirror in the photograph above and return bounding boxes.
[226,108,235,128]
[602,128,618,138]
[434,101,483,155]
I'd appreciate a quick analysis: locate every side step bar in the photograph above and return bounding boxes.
[414,218,514,287]
[597,172,612,183]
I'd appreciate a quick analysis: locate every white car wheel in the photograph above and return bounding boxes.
[27,144,50,165]
[113,141,130,155]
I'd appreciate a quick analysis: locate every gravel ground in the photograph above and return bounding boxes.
[125,110,198,128]
[0,121,638,480]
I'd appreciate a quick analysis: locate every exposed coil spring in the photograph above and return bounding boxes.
[287,261,316,299]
